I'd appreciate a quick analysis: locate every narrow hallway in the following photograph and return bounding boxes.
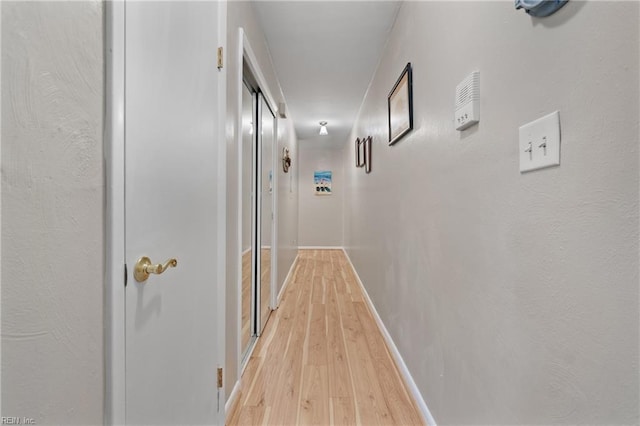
[227,250,424,425]
[3,1,638,424]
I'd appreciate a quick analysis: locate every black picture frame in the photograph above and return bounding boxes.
[364,136,372,174]
[387,62,413,145]
[355,137,365,168]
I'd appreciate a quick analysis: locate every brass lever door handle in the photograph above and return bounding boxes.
[134,256,178,282]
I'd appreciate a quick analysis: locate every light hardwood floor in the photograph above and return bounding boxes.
[242,250,252,351]
[228,249,424,426]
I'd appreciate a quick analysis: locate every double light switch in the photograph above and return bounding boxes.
[519,111,561,173]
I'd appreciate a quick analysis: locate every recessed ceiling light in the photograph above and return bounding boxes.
[319,121,328,136]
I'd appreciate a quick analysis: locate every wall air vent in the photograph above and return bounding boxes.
[454,71,480,131]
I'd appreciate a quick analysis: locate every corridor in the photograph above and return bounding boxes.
[2,1,639,424]
[227,250,423,425]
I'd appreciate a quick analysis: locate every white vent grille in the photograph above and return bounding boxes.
[455,71,479,110]
[454,71,480,131]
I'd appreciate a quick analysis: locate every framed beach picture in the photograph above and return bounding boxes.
[314,170,332,195]
[388,62,413,145]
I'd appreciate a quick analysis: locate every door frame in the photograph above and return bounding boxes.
[104,2,228,423]
[104,2,125,423]
[234,28,279,378]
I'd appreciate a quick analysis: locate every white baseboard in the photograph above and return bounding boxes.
[341,248,437,426]
[277,253,299,305]
[298,245,344,250]
[225,379,241,416]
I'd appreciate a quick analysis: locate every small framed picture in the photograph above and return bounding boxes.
[388,62,413,145]
[314,170,332,195]
[364,136,372,174]
[355,138,366,168]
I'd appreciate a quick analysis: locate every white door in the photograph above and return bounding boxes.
[124,2,223,424]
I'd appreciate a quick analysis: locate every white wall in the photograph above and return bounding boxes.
[275,115,298,297]
[1,2,104,424]
[298,142,344,247]
[225,1,298,398]
[344,2,639,424]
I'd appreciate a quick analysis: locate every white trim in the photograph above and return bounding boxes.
[276,253,299,305]
[242,247,251,256]
[216,2,228,424]
[225,380,241,417]
[105,2,126,424]
[341,248,437,426]
[235,27,245,387]
[298,246,344,250]
[255,93,263,335]
[270,114,279,312]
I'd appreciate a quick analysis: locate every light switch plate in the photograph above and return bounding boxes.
[519,111,560,173]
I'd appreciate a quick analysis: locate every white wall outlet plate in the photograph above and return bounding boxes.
[519,111,560,173]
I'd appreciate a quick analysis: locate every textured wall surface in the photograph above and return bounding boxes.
[1,2,104,424]
[344,2,639,424]
[225,1,298,398]
[298,142,344,247]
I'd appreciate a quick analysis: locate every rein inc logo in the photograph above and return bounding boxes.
[1,418,35,425]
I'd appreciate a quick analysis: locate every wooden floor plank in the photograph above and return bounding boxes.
[299,365,330,425]
[311,275,324,304]
[353,301,389,361]
[244,357,267,407]
[307,304,328,366]
[372,357,423,426]
[275,260,313,425]
[331,397,356,426]
[227,249,425,426]
[326,279,352,399]
[235,405,266,425]
[339,298,386,425]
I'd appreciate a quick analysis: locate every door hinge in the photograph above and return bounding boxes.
[217,47,223,70]
[124,264,128,287]
[217,367,223,388]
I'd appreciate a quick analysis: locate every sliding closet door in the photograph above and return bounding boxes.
[240,81,256,358]
[258,93,275,334]
[240,82,276,350]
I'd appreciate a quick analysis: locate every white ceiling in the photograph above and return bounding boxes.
[252,1,401,146]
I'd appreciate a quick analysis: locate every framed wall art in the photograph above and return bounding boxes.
[314,170,332,195]
[355,137,366,168]
[388,62,413,145]
[364,136,372,174]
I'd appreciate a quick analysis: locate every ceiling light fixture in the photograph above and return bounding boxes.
[319,121,328,136]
